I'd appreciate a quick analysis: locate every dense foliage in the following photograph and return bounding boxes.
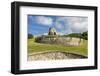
[62,31,88,40]
[81,32,88,40]
[28,33,33,39]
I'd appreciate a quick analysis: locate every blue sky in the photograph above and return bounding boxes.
[28,15,88,36]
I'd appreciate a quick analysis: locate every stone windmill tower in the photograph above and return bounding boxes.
[48,27,57,36]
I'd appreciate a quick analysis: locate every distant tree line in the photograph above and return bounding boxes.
[62,31,88,40]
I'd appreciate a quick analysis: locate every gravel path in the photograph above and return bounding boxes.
[28,51,87,61]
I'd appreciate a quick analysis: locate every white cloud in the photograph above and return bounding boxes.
[43,32,48,35]
[55,21,63,29]
[35,16,53,26]
[68,17,88,33]
[54,16,88,34]
[32,16,88,35]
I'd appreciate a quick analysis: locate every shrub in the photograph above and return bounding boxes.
[82,32,88,40]
[28,33,33,39]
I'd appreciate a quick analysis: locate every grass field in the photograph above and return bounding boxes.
[28,38,88,57]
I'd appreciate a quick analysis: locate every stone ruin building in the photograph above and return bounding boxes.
[48,27,58,36]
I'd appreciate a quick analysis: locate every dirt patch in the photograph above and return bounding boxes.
[28,51,87,61]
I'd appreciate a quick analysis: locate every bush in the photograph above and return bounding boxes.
[28,33,33,39]
[82,32,88,40]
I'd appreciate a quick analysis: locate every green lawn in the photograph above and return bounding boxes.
[28,38,88,57]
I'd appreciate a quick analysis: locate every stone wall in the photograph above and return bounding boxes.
[35,36,83,46]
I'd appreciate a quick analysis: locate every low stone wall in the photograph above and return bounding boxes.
[28,51,87,61]
[35,36,83,46]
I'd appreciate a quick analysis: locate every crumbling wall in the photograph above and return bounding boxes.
[35,36,83,46]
